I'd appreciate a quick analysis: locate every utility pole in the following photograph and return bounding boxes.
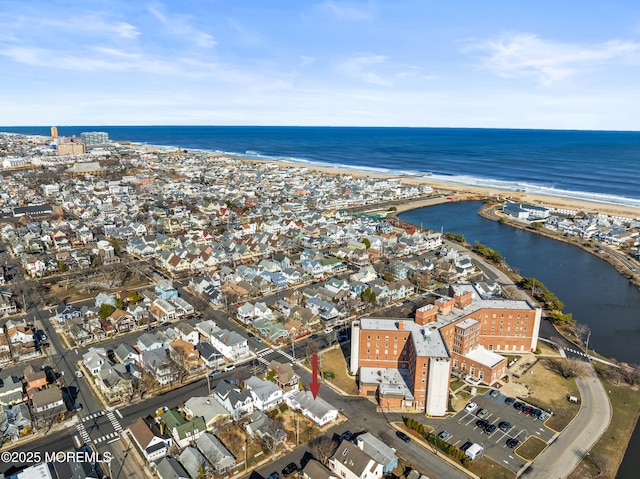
[585,330,591,358]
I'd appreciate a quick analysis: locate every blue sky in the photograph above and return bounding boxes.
[2,0,640,129]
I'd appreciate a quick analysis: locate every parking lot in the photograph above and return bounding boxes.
[427,390,555,472]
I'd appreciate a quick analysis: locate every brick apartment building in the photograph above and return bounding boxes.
[350,283,541,416]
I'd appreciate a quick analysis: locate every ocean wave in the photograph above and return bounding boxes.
[428,174,640,209]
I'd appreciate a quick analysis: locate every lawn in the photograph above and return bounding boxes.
[516,436,547,462]
[470,456,516,479]
[568,363,640,479]
[524,360,580,431]
[319,346,359,395]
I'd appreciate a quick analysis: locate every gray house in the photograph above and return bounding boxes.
[156,455,190,479]
[195,432,236,474]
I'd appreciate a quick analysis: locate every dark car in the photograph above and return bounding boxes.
[282,463,298,476]
[396,431,411,443]
[267,472,281,479]
[498,421,512,432]
[523,406,533,415]
[247,332,255,338]
[505,397,516,405]
[506,438,520,448]
[460,441,473,452]
[310,334,319,340]
[531,408,542,418]
[475,419,489,429]
[513,401,525,410]
[339,431,353,442]
[483,424,497,435]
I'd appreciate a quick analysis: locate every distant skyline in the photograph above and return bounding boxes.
[2,1,640,130]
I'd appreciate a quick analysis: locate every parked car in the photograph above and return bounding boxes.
[210,369,223,376]
[282,463,298,476]
[531,408,542,418]
[339,431,353,442]
[465,402,477,412]
[506,438,520,448]
[538,411,550,421]
[310,334,319,340]
[254,337,262,343]
[267,472,281,479]
[338,335,348,342]
[396,431,411,443]
[475,419,489,429]
[483,424,497,435]
[498,421,512,432]
[74,370,83,378]
[476,408,489,419]
[247,332,255,338]
[505,397,516,405]
[437,431,451,441]
[489,389,500,398]
[74,403,83,411]
[224,365,236,372]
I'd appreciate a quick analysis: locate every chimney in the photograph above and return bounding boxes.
[397,321,404,330]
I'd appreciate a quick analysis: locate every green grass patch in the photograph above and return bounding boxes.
[450,379,465,391]
[516,436,547,462]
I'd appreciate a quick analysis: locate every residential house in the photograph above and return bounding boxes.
[176,323,199,346]
[155,280,178,301]
[168,339,202,372]
[0,403,31,442]
[23,366,47,396]
[142,348,178,386]
[194,342,224,369]
[208,329,249,360]
[244,410,286,447]
[211,381,254,421]
[113,343,141,366]
[286,390,338,426]
[82,347,108,376]
[30,387,65,416]
[107,308,136,332]
[0,375,24,406]
[183,396,230,431]
[0,335,10,364]
[149,298,177,323]
[355,433,398,473]
[156,455,190,479]
[137,332,165,352]
[179,447,211,479]
[302,459,336,479]
[268,360,300,391]
[97,363,133,403]
[244,376,283,411]
[160,409,206,449]
[195,432,236,475]
[128,416,172,463]
[328,441,384,479]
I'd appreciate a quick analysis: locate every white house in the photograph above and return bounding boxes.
[285,390,338,426]
[244,376,283,411]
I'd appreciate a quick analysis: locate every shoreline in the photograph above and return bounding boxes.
[235,156,640,220]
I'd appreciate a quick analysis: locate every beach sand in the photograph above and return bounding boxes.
[237,157,640,219]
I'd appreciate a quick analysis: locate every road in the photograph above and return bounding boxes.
[521,365,611,479]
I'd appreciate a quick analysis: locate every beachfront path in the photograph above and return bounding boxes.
[521,365,611,478]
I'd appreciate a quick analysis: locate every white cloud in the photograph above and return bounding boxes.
[147,3,216,48]
[317,0,374,21]
[338,54,411,86]
[468,32,640,84]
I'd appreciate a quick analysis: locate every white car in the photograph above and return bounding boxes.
[75,370,83,378]
[465,402,477,412]
[224,365,236,372]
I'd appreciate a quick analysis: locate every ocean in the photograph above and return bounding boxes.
[3,125,640,208]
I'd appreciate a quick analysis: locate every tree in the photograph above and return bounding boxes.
[362,238,371,249]
[573,323,591,346]
[308,435,338,466]
[382,271,393,282]
[543,358,587,379]
[99,303,115,320]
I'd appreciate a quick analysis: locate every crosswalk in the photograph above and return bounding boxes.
[565,348,589,358]
[76,409,123,446]
[76,422,91,444]
[255,347,299,365]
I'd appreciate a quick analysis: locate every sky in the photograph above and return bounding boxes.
[1,0,640,129]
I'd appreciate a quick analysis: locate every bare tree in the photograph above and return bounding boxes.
[308,435,338,466]
[543,358,587,379]
[573,323,591,347]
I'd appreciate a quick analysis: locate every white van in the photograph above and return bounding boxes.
[465,443,483,461]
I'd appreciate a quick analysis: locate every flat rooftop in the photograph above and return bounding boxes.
[359,317,449,358]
